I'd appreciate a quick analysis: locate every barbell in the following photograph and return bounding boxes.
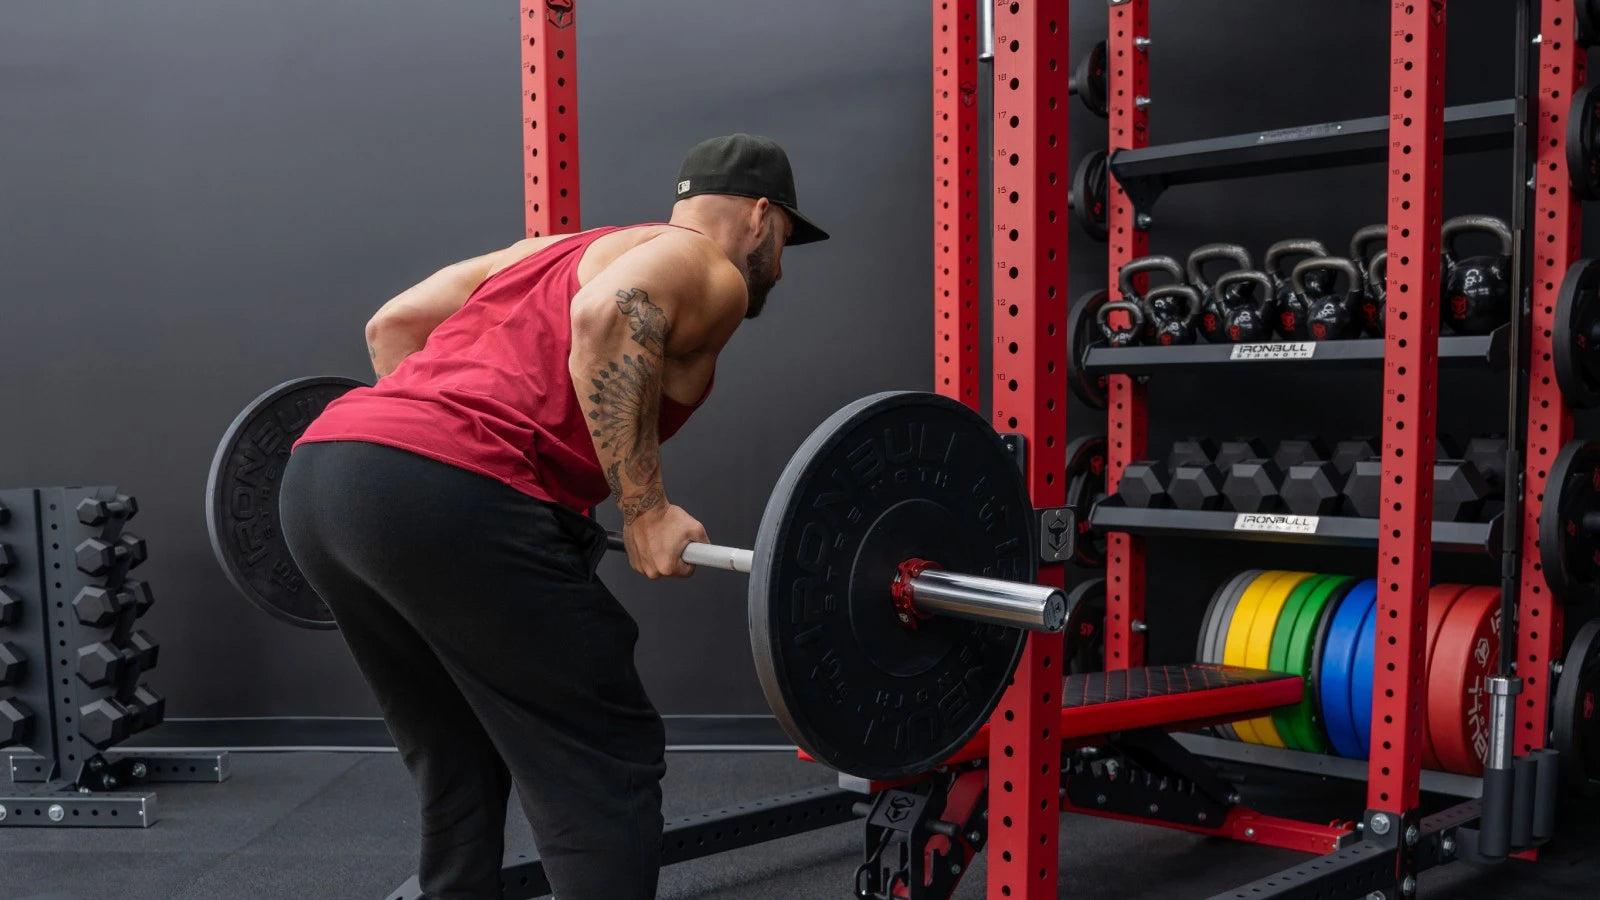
[206,378,1072,779]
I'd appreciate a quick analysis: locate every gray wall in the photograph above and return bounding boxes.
[0,0,1587,717]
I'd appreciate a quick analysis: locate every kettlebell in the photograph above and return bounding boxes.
[1441,215,1513,335]
[1186,244,1254,344]
[1096,299,1146,348]
[1117,255,1186,343]
[1212,270,1276,343]
[1363,251,1388,337]
[1265,239,1333,340]
[1295,256,1365,341]
[1143,284,1202,346]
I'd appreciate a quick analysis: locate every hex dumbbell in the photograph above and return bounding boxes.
[1215,438,1271,474]
[0,641,26,686]
[1117,461,1171,508]
[74,534,147,576]
[0,697,35,749]
[79,698,134,749]
[1282,462,1344,515]
[77,641,135,688]
[124,631,159,672]
[75,495,138,527]
[1223,459,1283,512]
[0,586,21,627]
[1170,465,1225,511]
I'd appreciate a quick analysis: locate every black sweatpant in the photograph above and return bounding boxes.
[280,441,667,900]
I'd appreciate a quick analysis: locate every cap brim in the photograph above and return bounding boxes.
[778,204,829,245]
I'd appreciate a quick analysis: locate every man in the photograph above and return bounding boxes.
[277,134,827,899]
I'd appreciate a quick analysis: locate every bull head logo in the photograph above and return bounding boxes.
[546,0,574,29]
[1450,295,1468,320]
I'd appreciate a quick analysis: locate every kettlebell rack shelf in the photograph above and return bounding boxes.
[1088,504,1502,555]
[1111,99,1515,218]
[1083,322,1508,374]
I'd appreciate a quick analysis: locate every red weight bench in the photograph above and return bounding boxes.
[943,664,1303,767]
[812,664,1303,781]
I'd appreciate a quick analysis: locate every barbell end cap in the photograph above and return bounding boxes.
[1045,593,1068,633]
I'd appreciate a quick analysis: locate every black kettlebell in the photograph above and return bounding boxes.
[1117,255,1186,343]
[1441,215,1513,335]
[1265,239,1332,340]
[1363,251,1388,337]
[1348,224,1387,336]
[1143,284,1202,346]
[1186,244,1253,344]
[1295,256,1365,341]
[1097,299,1146,348]
[1213,270,1276,343]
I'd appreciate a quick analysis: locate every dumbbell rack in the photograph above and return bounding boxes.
[934,3,1591,900]
[1,488,228,830]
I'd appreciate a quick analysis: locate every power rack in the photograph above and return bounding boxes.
[938,2,1589,900]
[448,4,1592,900]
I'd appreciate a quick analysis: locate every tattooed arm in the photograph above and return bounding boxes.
[569,232,746,578]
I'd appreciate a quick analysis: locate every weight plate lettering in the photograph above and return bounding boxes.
[1568,85,1600,201]
[749,391,1033,780]
[1320,579,1377,759]
[1240,572,1313,747]
[1426,586,1502,776]
[1539,440,1600,605]
[205,376,365,629]
[1553,259,1600,410]
[1553,618,1600,797]
[1063,578,1106,675]
[1067,290,1111,412]
[1063,436,1108,568]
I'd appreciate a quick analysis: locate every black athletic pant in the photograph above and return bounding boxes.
[280,441,667,900]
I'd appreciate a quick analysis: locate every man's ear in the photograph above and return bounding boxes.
[750,197,772,235]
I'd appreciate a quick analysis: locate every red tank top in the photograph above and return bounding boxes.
[296,225,713,512]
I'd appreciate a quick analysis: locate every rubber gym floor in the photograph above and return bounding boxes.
[3,748,1596,900]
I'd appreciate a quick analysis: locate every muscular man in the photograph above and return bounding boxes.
[277,135,827,899]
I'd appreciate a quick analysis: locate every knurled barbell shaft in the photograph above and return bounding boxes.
[604,532,1064,633]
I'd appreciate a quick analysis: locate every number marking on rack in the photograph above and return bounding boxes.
[1233,514,1320,535]
[1229,342,1316,361]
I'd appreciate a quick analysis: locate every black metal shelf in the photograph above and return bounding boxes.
[1082,325,1507,376]
[1088,501,1501,555]
[1110,100,1513,217]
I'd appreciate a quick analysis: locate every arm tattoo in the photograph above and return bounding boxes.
[614,288,667,355]
[617,483,665,525]
[588,354,663,486]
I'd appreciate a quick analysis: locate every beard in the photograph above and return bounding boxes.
[742,229,781,319]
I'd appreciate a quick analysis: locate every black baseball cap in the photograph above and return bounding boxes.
[675,134,829,245]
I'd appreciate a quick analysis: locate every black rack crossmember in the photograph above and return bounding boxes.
[1088,505,1501,555]
[1112,100,1514,218]
[1083,326,1507,376]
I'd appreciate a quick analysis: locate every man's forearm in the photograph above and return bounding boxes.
[365,260,492,376]
[572,287,672,522]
